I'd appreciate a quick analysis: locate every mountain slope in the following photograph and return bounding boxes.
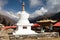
[51,12,60,20]
[0,10,18,25]
[0,10,18,21]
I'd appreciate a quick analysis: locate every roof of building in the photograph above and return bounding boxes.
[2,26,16,30]
[37,20,57,23]
[32,23,40,27]
[53,22,60,27]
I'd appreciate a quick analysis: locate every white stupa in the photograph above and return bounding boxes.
[13,2,37,35]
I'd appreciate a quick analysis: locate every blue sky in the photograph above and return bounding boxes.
[0,0,60,15]
[2,0,46,13]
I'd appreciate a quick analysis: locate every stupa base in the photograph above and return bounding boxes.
[13,30,37,35]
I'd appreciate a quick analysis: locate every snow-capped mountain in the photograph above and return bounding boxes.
[0,10,19,21]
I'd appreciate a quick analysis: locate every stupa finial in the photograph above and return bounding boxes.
[22,2,25,11]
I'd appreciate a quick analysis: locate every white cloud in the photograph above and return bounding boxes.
[29,0,60,13]
[45,0,60,13]
[0,0,7,10]
[29,0,60,19]
[29,7,47,18]
[29,0,43,7]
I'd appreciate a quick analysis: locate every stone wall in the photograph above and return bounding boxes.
[0,32,59,40]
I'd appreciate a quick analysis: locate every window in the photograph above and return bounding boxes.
[23,26,27,29]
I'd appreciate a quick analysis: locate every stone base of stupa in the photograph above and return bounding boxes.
[13,25,37,35]
[13,30,37,35]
